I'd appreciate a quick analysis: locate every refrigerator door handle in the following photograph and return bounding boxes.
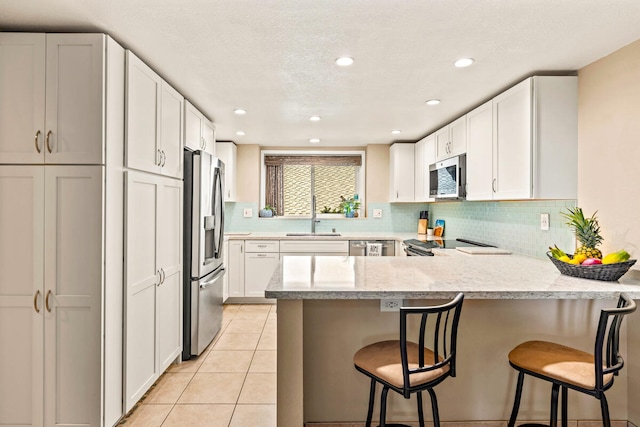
[199,268,226,289]
[214,167,225,258]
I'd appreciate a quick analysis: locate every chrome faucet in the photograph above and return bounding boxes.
[311,195,320,233]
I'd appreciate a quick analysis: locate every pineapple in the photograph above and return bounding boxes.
[561,207,603,259]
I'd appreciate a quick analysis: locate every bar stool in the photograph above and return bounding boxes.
[507,293,636,427]
[353,293,464,427]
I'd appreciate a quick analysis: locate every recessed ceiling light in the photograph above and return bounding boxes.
[426,99,441,106]
[454,58,475,68]
[309,116,321,122]
[233,108,247,115]
[391,130,401,135]
[236,131,245,136]
[309,138,321,144]
[335,56,354,66]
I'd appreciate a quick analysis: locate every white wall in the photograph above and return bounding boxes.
[578,38,640,424]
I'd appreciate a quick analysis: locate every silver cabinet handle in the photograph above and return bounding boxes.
[257,244,267,248]
[492,178,497,193]
[34,290,41,313]
[161,268,165,284]
[257,253,267,257]
[46,130,53,153]
[156,270,161,286]
[35,130,41,153]
[161,150,166,167]
[240,245,243,254]
[157,149,162,166]
[45,290,52,313]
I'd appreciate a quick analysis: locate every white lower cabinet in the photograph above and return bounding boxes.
[124,171,182,412]
[227,240,245,298]
[0,165,103,427]
[244,253,279,297]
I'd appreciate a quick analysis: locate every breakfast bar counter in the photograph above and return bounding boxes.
[265,253,640,426]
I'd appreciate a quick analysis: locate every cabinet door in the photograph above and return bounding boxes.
[389,143,414,202]
[124,171,160,411]
[0,167,44,427]
[449,116,467,157]
[466,101,494,201]
[156,177,183,372]
[184,101,203,151]
[216,142,236,201]
[227,241,245,297]
[45,34,105,165]
[160,82,183,179]
[0,34,46,164]
[244,253,279,298]
[43,166,103,427]
[222,241,229,302]
[413,138,424,201]
[423,135,436,202]
[435,126,450,161]
[202,118,216,156]
[493,78,532,199]
[126,51,162,175]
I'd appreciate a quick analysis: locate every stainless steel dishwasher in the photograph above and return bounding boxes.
[349,240,396,256]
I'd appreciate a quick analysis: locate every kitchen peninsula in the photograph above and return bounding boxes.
[265,252,640,426]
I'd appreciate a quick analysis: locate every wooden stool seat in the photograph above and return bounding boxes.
[508,340,613,390]
[354,340,449,389]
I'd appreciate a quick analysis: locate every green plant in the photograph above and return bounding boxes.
[262,205,276,214]
[340,196,360,216]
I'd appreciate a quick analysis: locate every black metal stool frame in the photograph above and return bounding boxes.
[354,293,464,427]
[507,293,636,427]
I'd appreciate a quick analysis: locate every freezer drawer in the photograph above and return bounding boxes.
[190,267,225,356]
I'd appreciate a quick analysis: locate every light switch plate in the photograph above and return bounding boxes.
[373,209,383,218]
[243,208,253,218]
[540,213,550,231]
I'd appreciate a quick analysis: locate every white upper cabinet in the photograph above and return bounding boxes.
[184,100,215,156]
[465,76,578,200]
[465,101,494,200]
[125,51,183,179]
[216,141,237,201]
[435,116,467,161]
[389,143,415,202]
[414,134,436,202]
[0,33,105,165]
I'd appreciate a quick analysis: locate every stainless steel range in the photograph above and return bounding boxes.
[403,238,495,256]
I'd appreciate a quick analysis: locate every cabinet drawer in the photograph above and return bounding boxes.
[279,240,349,253]
[245,240,279,253]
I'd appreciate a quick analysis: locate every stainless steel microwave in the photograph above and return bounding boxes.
[429,154,466,199]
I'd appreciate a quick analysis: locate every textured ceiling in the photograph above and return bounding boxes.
[2,0,640,147]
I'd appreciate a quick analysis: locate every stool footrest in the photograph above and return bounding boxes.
[376,424,413,427]
[516,424,551,427]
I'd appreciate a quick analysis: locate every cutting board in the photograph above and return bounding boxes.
[456,247,512,255]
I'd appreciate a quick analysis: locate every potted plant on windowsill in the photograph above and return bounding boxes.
[259,205,276,218]
[340,196,360,218]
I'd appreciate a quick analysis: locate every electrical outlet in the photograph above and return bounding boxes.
[243,208,253,218]
[373,208,383,218]
[380,299,402,312]
[540,213,550,231]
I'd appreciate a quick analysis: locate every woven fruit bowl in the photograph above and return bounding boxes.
[546,252,637,281]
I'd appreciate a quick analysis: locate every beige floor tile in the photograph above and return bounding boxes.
[233,310,269,321]
[249,351,276,373]
[238,373,276,404]
[168,356,205,373]
[178,372,246,404]
[120,404,172,427]
[162,404,235,427]
[237,304,272,313]
[200,350,254,373]
[229,404,276,427]
[267,312,277,321]
[224,304,241,313]
[144,372,194,404]
[225,318,267,333]
[262,319,277,334]
[256,332,277,350]
[213,333,260,351]
[269,304,277,313]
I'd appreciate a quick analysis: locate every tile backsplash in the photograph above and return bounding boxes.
[225,199,577,259]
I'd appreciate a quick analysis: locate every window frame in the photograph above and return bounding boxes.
[260,149,366,218]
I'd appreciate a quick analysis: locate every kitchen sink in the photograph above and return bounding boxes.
[285,233,341,237]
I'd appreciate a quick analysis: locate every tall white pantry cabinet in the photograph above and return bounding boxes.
[0,33,126,427]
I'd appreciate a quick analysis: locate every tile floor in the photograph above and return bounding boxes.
[120,304,277,427]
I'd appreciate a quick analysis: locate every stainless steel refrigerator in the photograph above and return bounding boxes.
[183,149,225,359]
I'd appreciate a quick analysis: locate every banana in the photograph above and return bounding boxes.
[549,244,567,259]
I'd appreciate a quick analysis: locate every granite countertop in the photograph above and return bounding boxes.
[224,231,438,241]
[264,250,640,300]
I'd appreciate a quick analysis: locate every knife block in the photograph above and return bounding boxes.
[418,219,428,235]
